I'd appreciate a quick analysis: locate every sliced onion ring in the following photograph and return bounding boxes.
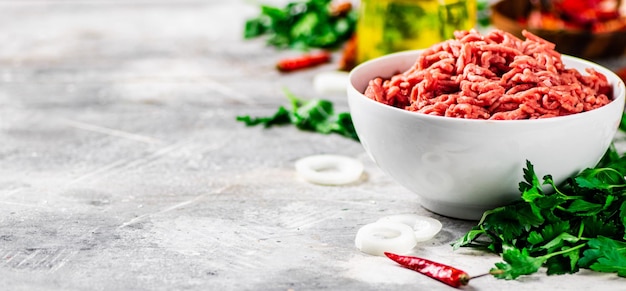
[295,154,364,185]
[354,221,418,256]
[377,214,442,242]
[313,71,350,94]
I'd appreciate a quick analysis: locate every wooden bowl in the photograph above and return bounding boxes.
[491,0,626,59]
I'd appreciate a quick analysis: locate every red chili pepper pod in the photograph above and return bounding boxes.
[276,51,332,72]
[384,252,470,288]
[330,1,352,17]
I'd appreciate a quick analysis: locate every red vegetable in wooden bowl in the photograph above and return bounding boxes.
[491,0,626,59]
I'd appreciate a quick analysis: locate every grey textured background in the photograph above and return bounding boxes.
[1,1,626,290]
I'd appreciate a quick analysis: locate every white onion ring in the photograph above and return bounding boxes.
[377,214,442,242]
[295,154,364,185]
[313,71,350,94]
[354,221,417,256]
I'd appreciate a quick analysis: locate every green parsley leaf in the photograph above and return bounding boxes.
[477,0,492,27]
[581,216,619,239]
[580,236,626,277]
[538,221,571,245]
[485,202,544,233]
[454,150,626,280]
[620,201,626,240]
[452,227,487,250]
[491,246,546,280]
[527,230,544,245]
[545,249,580,275]
[564,199,603,214]
[236,105,292,127]
[236,88,358,141]
[244,0,357,50]
[541,232,579,253]
[575,168,626,190]
[519,160,542,198]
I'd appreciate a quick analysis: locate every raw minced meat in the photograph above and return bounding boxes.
[364,29,612,120]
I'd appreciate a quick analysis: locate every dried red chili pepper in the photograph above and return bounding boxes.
[384,252,470,288]
[330,1,352,17]
[338,34,357,72]
[276,51,332,72]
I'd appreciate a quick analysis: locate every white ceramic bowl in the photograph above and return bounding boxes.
[347,50,626,220]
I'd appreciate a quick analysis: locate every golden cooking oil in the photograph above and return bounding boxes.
[356,0,477,64]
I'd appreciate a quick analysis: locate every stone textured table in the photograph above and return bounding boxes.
[1,1,625,290]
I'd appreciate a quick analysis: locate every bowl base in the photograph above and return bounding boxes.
[419,198,494,221]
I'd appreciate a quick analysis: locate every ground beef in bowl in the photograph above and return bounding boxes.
[364,29,612,120]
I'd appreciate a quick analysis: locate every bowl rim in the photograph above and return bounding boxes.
[348,50,626,124]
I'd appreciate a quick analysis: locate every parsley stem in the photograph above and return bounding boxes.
[577,222,584,239]
[471,269,505,279]
[541,243,586,260]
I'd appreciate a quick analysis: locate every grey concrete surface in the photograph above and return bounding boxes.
[1,1,626,290]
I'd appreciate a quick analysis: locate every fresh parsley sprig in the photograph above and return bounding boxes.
[454,146,626,279]
[244,0,357,50]
[236,88,358,141]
